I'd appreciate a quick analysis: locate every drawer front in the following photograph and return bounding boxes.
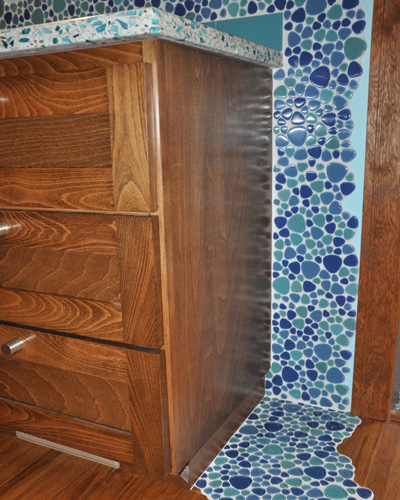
[0,210,121,303]
[0,212,163,347]
[0,324,170,475]
[0,55,156,213]
[0,325,130,430]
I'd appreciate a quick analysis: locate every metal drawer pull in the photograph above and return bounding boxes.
[2,338,25,357]
[0,222,9,238]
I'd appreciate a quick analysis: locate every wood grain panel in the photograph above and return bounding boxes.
[127,349,170,476]
[365,421,400,500]
[90,471,205,500]
[0,431,53,488]
[108,63,155,213]
[0,42,143,77]
[188,379,264,486]
[0,167,115,211]
[352,0,400,419]
[338,418,384,485]
[0,68,108,118]
[339,419,400,500]
[0,114,112,169]
[0,430,206,500]
[0,358,130,430]
[0,398,134,464]
[0,447,114,500]
[156,42,272,472]
[0,325,127,382]
[117,216,163,348]
[0,289,123,342]
[0,211,121,303]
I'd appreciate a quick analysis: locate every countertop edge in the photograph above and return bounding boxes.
[0,7,283,68]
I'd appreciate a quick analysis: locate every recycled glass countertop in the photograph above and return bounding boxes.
[0,7,282,67]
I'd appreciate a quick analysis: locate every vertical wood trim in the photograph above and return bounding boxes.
[144,62,159,210]
[352,0,400,419]
[115,215,163,348]
[107,63,155,213]
[142,40,178,472]
[127,350,170,476]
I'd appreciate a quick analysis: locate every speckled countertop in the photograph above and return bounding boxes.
[0,7,282,67]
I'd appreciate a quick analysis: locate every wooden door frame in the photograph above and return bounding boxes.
[351,0,400,420]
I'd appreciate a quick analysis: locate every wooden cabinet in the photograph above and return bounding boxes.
[0,39,272,485]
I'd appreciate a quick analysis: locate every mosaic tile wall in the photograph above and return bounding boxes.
[0,0,371,413]
[266,0,369,413]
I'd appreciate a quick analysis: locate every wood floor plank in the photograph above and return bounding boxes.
[338,419,400,499]
[337,418,384,485]
[365,422,400,499]
[0,432,50,488]
[89,471,204,500]
[0,449,112,500]
[0,430,206,499]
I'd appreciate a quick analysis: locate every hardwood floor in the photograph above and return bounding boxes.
[0,430,206,499]
[338,418,400,500]
[1,419,399,499]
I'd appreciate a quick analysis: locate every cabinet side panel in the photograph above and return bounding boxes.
[156,42,272,472]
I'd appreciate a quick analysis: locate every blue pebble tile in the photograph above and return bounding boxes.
[310,65,331,88]
[305,0,327,15]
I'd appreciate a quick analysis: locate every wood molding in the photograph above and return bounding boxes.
[352,0,400,419]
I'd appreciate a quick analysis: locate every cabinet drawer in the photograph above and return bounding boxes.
[0,212,163,347]
[0,210,121,303]
[0,325,130,430]
[0,57,157,214]
[0,324,170,475]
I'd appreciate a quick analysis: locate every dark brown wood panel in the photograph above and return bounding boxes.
[156,41,272,472]
[108,63,156,213]
[0,114,112,169]
[0,68,108,118]
[0,398,134,464]
[0,289,123,342]
[352,0,400,419]
[0,211,121,303]
[0,42,143,77]
[0,167,115,211]
[116,216,163,348]
[0,359,130,431]
[127,349,170,476]
[188,379,264,486]
[0,325,127,381]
